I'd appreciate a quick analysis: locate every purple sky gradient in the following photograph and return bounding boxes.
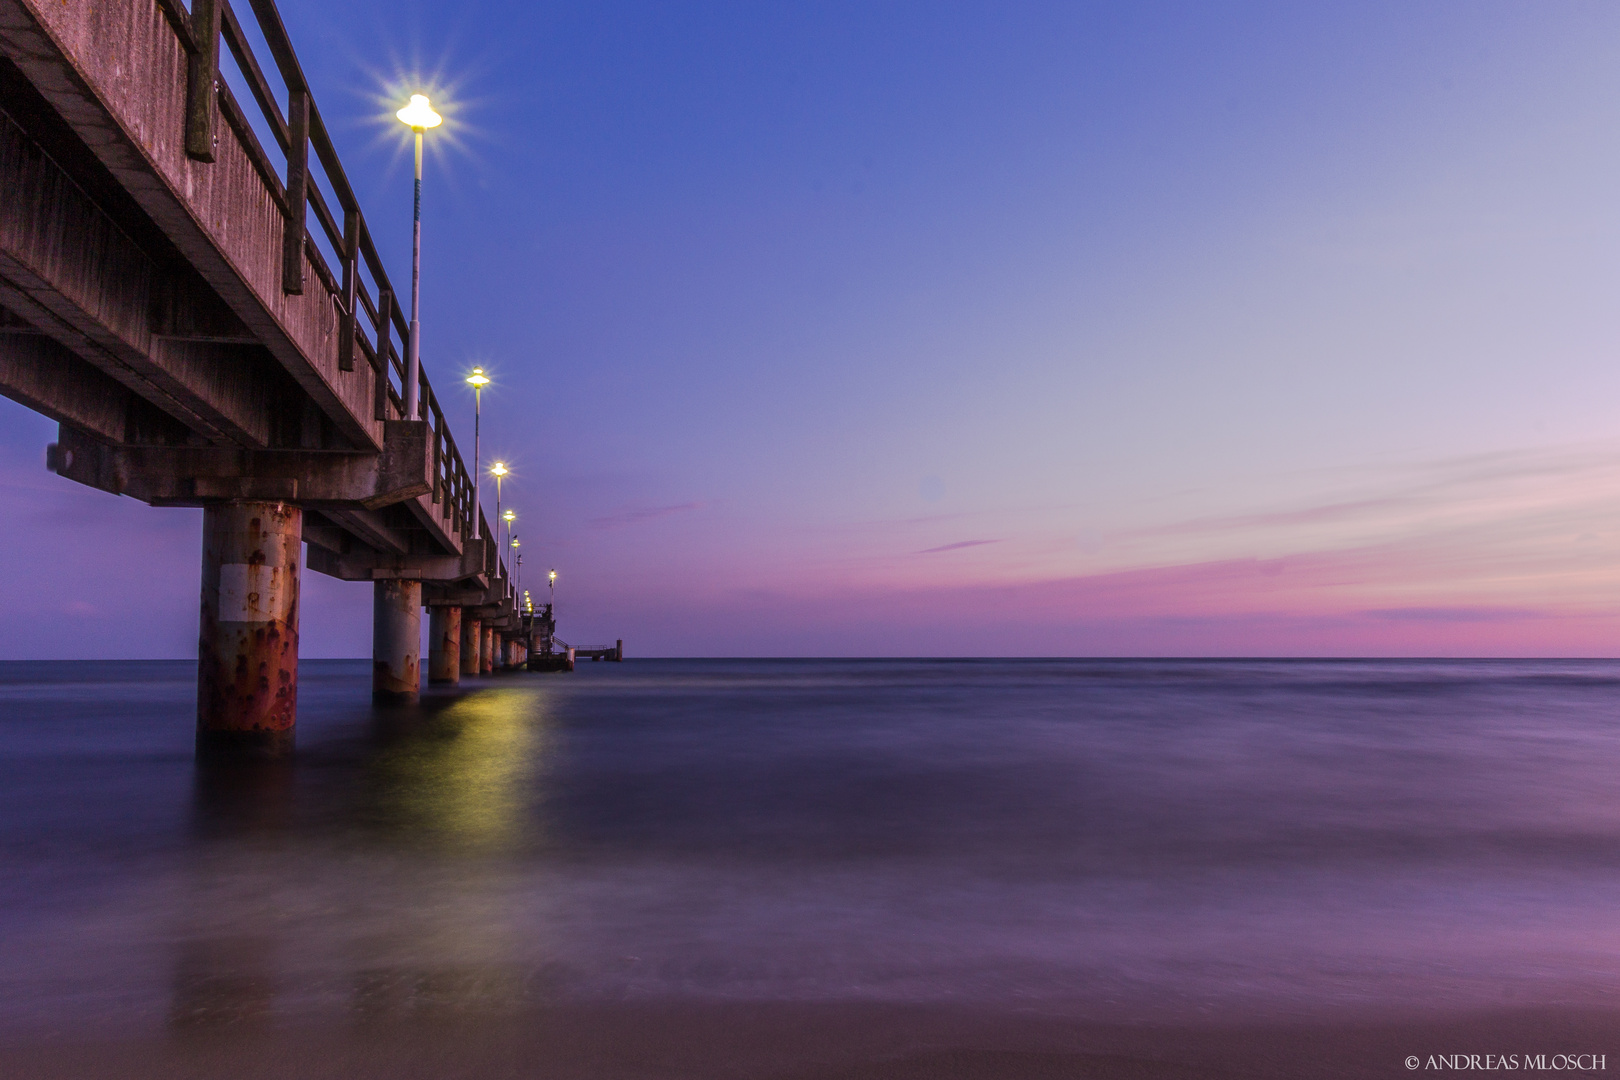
[7,1,1620,656]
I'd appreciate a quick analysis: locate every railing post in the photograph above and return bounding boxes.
[373,289,392,421]
[338,208,359,370]
[282,87,309,295]
[430,402,442,505]
[184,0,222,162]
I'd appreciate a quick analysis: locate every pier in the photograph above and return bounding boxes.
[0,0,532,755]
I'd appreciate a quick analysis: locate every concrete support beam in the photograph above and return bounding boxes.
[0,327,188,444]
[428,605,460,685]
[371,579,420,702]
[0,105,285,447]
[197,500,300,759]
[461,616,481,676]
[308,523,484,583]
[318,508,409,556]
[49,421,432,508]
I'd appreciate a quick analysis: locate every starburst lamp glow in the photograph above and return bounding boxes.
[395,94,442,131]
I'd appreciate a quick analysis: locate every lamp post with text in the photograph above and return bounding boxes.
[464,367,488,538]
[394,94,441,420]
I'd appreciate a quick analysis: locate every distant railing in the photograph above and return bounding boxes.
[153,0,511,587]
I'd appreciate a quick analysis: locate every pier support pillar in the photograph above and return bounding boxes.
[372,579,421,702]
[461,617,482,676]
[482,628,495,674]
[197,501,301,759]
[428,606,461,685]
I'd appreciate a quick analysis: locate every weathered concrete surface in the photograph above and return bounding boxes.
[371,578,420,702]
[0,0,529,748]
[48,420,433,507]
[197,500,299,759]
[0,0,383,449]
[305,526,489,582]
[0,97,303,448]
[428,605,460,685]
[461,616,481,677]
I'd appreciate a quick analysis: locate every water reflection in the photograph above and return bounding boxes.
[361,688,543,853]
[170,684,551,1029]
[10,659,1620,1041]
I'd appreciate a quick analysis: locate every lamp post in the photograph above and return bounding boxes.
[464,367,488,538]
[549,568,556,610]
[394,94,441,420]
[491,462,508,574]
[504,509,516,593]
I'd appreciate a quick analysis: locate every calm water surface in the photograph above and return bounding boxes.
[2,658,1618,1034]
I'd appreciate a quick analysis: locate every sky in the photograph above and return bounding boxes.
[6,0,1620,656]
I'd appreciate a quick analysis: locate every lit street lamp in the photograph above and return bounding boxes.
[491,461,508,570]
[394,93,441,421]
[511,538,521,602]
[464,366,488,538]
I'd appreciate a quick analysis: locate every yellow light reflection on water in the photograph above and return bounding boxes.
[364,689,543,854]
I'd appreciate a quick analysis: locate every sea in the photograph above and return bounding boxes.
[2,658,1619,1074]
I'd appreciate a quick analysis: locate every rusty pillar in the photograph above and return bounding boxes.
[197,501,301,759]
[505,637,518,668]
[428,606,461,685]
[372,579,421,702]
[461,616,482,676]
[482,628,495,674]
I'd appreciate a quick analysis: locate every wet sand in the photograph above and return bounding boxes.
[3,1003,1616,1079]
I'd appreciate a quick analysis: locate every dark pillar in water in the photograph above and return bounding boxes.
[461,616,482,676]
[428,605,461,685]
[482,627,495,674]
[197,501,301,759]
[372,579,421,702]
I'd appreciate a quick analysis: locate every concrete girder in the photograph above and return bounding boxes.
[307,527,488,582]
[424,587,493,607]
[401,490,466,562]
[0,107,297,448]
[48,419,432,508]
[319,507,409,555]
[0,328,168,443]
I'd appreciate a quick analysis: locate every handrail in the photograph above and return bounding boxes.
[184,0,503,570]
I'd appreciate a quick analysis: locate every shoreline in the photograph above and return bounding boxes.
[3,1002,1617,1079]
